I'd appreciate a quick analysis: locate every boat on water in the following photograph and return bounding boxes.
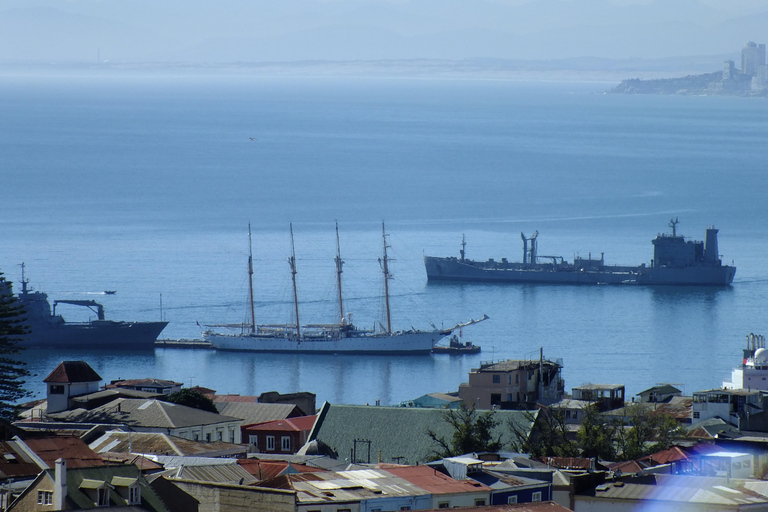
[203,222,487,354]
[424,218,736,286]
[6,264,168,348]
[723,333,768,391]
[431,333,481,355]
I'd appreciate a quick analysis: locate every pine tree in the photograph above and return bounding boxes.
[0,270,31,432]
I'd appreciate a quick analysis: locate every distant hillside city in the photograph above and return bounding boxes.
[612,41,768,97]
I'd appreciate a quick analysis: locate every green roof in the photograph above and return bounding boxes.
[310,403,537,465]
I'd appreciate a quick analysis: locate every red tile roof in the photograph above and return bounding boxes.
[43,361,102,384]
[382,465,492,494]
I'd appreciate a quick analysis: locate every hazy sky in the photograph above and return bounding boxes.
[0,0,766,64]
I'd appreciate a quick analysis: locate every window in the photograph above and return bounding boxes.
[693,411,700,419]
[97,487,110,506]
[399,507,411,511]
[573,411,578,419]
[507,496,518,504]
[49,385,65,395]
[205,433,211,442]
[218,431,223,441]
[438,503,450,509]
[515,374,519,384]
[492,374,501,384]
[249,435,258,446]
[474,499,486,506]
[744,460,752,468]
[230,429,235,443]
[37,491,53,505]
[194,433,199,441]
[128,486,141,505]
[532,491,542,502]
[281,436,291,451]
[266,435,276,451]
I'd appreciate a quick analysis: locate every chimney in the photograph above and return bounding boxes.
[54,458,67,510]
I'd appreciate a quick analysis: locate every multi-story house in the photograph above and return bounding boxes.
[458,353,565,410]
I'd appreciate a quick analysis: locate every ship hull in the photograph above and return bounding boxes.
[21,320,169,348]
[204,329,444,354]
[424,256,736,286]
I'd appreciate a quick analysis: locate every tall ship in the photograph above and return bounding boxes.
[5,264,168,348]
[204,223,486,354]
[424,218,736,286]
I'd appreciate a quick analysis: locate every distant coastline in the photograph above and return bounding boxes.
[0,56,734,85]
[609,71,768,97]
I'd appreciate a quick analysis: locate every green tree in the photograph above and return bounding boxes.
[576,404,618,460]
[0,271,31,435]
[427,404,502,460]
[619,403,684,460]
[508,408,578,458]
[161,388,218,413]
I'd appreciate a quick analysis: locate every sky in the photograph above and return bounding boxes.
[0,0,766,65]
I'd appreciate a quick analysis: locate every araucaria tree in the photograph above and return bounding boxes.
[427,404,502,460]
[0,271,31,433]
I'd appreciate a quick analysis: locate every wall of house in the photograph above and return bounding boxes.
[298,503,360,512]
[361,495,430,511]
[170,480,296,512]
[430,491,492,509]
[490,485,551,506]
[6,474,56,512]
[141,420,242,444]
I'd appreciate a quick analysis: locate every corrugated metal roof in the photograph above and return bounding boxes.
[56,398,239,429]
[244,415,317,433]
[584,474,768,505]
[89,430,243,457]
[172,463,257,485]
[383,465,492,494]
[24,436,106,468]
[216,402,299,425]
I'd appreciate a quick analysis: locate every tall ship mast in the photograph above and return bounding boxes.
[203,223,487,353]
[334,221,345,325]
[288,223,301,340]
[380,221,392,335]
[247,223,256,334]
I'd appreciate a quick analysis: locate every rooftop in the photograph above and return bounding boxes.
[43,361,102,384]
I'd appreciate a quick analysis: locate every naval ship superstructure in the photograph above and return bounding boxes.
[4,264,167,348]
[424,218,736,286]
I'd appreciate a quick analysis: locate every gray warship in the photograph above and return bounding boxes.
[424,218,736,286]
[5,264,167,348]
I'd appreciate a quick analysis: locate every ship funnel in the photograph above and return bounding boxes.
[703,227,720,265]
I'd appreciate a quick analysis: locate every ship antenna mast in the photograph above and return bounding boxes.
[248,223,256,334]
[334,221,345,324]
[19,262,28,294]
[670,216,679,237]
[288,223,301,339]
[460,234,466,261]
[380,221,392,335]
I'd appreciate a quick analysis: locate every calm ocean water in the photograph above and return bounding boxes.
[2,74,767,406]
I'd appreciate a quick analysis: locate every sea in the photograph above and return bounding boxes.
[2,72,767,407]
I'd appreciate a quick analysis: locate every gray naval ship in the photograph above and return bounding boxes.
[3,264,168,348]
[424,218,736,286]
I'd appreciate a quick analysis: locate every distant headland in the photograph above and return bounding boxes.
[610,41,768,97]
